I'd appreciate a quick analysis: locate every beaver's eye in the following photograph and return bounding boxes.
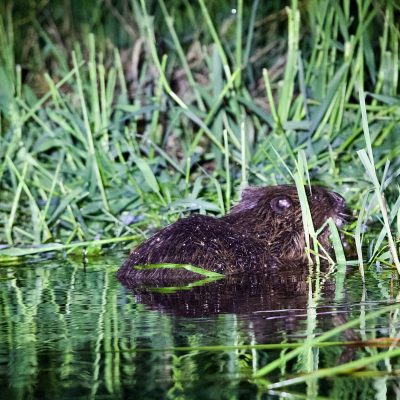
[270,196,293,213]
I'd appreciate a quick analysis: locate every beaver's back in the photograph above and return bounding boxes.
[116,214,274,282]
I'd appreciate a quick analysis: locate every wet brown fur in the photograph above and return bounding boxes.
[117,185,350,282]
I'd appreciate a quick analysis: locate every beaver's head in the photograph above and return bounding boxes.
[226,185,351,260]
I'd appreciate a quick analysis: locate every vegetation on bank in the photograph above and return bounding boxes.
[2,1,400,397]
[0,0,399,271]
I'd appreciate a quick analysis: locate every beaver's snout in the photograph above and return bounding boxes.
[327,191,352,227]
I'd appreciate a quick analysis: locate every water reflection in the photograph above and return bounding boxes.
[0,253,399,399]
[121,264,343,342]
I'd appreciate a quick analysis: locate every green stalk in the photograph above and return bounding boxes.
[72,51,110,212]
[188,68,240,153]
[262,68,280,127]
[277,0,299,123]
[354,193,369,281]
[234,0,243,88]
[38,153,64,241]
[158,0,205,111]
[6,157,51,244]
[269,344,400,389]
[223,129,231,211]
[358,85,400,273]
[254,303,400,378]
[0,235,140,258]
[240,120,247,187]
[148,55,166,157]
[198,0,232,81]
[6,161,28,245]
[139,0,188,110]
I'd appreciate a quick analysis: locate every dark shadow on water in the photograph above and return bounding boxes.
[119,263,351,342]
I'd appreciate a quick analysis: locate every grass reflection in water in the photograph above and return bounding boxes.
[1,254,400,399]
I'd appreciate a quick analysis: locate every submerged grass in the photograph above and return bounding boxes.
[254,302,400,379]
[133,262,224,278]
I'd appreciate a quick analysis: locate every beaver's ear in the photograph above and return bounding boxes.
[229,187,264,214]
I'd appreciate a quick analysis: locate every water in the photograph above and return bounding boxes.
[1,251,399,399]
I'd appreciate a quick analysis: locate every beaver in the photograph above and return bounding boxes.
[117,185,350,282]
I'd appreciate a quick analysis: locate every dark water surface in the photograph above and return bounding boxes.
[1,251,400,399]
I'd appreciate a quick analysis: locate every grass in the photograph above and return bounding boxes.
[0,0,399,271]
[0,1,400,394]
[133,262,224,278]
[253,302,400,379]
